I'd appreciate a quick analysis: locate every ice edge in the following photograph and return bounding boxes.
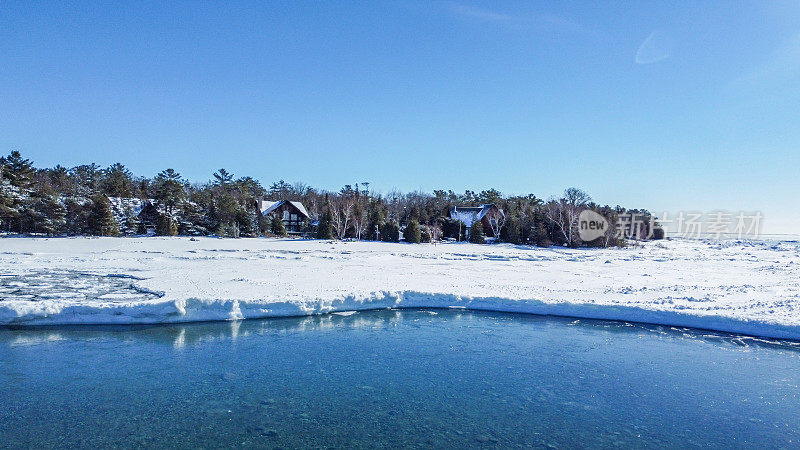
[2,291,799,341]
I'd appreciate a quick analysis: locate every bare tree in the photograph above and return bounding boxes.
[352,201,370,240]
[545,187,591,247]
[485,209,506,240]
[330,195,354,239]
[425,223,443,242]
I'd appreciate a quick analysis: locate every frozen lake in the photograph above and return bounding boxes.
[2,310,800,448]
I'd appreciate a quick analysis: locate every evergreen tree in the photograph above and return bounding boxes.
[235,207,256,237]
[102,163,135,198]
[213,168,234,186]
[88,195,120,236]
[70,164,103,196]
[1,150,35,189]
[213,192,240,236]
[380,221,400,242]
[315,209,334,239]
[21,193,66,235]
[0,180,19,232]
[531,222,551,247]
[403,219,421,243]
[500,216,521,244]
[270,214,287,236]
[64,199,91,235]
[154,169,186,216]
[469,220,485,244]
[177,201,210,236]
[155,213,178,236]
[367,201,385,240]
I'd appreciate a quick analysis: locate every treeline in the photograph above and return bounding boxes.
[0,150,661,246]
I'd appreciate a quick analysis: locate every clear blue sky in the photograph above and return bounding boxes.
[1,1,799,233]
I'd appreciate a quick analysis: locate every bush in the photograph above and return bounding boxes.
[380,221,399,242]
[403,219,421,243]
[468,221,485,244]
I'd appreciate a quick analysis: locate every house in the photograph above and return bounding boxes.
[258,200,310,234]
[447,204,505,238]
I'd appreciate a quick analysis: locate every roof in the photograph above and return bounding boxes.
[448,204,503,226]
[260,201,281,215]
[289,201,309,218]
[260,200,310,218]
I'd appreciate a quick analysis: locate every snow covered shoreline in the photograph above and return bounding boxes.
[1,237,799,339]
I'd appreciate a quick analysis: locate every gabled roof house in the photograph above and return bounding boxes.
[447,204,505,238]
[258,200,310,234]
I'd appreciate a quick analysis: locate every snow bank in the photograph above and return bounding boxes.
[1,237,799,339]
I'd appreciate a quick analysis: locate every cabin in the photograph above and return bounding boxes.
[447,204,505,238]
[258,200,310,234]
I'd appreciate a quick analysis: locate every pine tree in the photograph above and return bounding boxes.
[235,207,257,237]
[367,201,385,240]
[213,168,234,186]
[102,163,135,198]
[469,220,485,244]
[155,213,178,236]
[1,150,35,189]
[315,209,334,239]
[212,192,239,236]
[21,193,66,235]
[88,195,120,236]
[403,219,421,243]
[0,180,19,232]
[64,199,91,235]
[154,169,186,216]
[500,216,521,244]
[380,221,399,242]
[270,214,287,236]
[531,209,551,247]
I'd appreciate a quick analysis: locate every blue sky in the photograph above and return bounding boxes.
[1,1,799,233]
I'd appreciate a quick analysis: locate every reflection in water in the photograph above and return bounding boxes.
[2,309,800,448]
[4,308,799,352]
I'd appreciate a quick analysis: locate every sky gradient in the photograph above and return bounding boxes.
[1,1,799,233]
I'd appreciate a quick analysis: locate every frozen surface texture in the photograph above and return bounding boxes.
[1,237,799,338]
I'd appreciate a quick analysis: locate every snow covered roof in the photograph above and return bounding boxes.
[260,201,281,215]
[289,201,309,218]
[448,204,503,227]
[260,200,310,218]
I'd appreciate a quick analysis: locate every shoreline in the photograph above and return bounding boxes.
[2,236,799,339]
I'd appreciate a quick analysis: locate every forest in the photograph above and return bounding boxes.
[0,150,662,246]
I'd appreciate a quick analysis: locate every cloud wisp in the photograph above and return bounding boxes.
[445,2,590,36]
[635,31,672,65]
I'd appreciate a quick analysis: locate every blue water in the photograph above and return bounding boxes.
[1,310,800,448]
